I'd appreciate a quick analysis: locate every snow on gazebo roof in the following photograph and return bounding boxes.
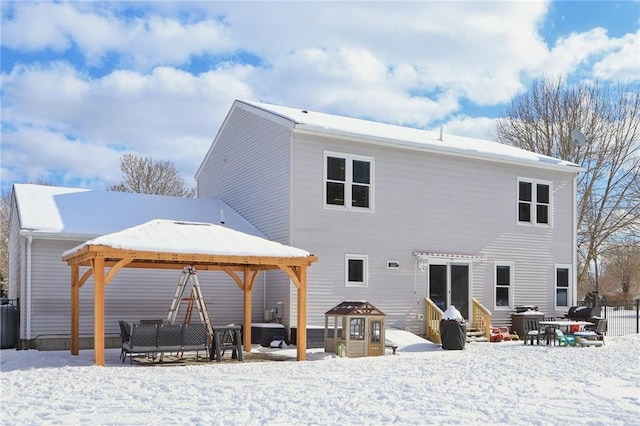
[63,219,312,260]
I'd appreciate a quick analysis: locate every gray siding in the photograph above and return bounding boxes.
[290,132,576,332]
[197,107,292,243]
[24,239,264,343]
[197,106,294,324]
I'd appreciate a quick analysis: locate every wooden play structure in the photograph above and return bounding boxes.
[324,301,386,358]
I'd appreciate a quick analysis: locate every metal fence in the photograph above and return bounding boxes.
[578,299,640,336]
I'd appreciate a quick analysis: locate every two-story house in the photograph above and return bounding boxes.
[196,100,581,339]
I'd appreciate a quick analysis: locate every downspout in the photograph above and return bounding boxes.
[26,234,33,341]
[572,173,578,306]
[19,237,26,346]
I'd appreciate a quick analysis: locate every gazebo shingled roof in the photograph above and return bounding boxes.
[62,220,317,366]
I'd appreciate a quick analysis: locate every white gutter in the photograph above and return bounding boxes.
[26,235,32,340]
[19,230,98,241]
[293,126,582,174]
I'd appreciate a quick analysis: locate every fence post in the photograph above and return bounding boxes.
[636,299,640,334]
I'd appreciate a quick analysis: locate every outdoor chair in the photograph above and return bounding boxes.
[593,318,607,345]
[122,323,159,364]
[118,320,131,361]
[575,336,603,347]
[555,329,576,347]
[523,318,542,345]
[490,327,512,342]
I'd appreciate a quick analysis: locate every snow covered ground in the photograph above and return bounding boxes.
[1,330,638,425]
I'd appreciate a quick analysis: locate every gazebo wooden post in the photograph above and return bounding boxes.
[92,257,106,366]
[242,267,252,352]
[70,264,80,356]
[296,265,308,361]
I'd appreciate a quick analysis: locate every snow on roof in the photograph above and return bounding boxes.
[63,219,311,259]
[12,184,265,239]
[240,100,580,171]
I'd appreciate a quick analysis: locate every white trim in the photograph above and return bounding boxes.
[494,261,514,311]
[292,127,581,173]
[555,264,573,309]
[414,251,486,262]
[323,151,375,213]
[516,177,553,228]
[345,254,368,288]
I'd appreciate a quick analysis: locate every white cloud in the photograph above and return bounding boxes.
[1,1,638,191]
[1,62,254,188]
[1,126,123,187]
[593,31,640,81]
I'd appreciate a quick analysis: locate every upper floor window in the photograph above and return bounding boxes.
[495,262,514,309]
[325,152,374,211]
[518,178,551,226]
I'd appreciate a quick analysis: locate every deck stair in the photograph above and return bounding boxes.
[466,326,489,342]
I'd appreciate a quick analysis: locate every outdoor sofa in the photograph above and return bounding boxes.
[120,321,209,364]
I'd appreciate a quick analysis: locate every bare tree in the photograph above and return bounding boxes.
[0,189,10,296]
[108,154,196,197]
[599,242,640,300]
[492,78,640,296]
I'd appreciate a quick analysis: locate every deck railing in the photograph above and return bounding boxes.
[471,298,492,340]
[425,298,443,344]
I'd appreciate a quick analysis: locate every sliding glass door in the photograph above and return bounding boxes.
[428,263,470,319]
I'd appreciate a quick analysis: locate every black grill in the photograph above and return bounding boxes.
[566,306,601,320]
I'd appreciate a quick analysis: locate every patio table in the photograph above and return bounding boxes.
[539,320,593,345]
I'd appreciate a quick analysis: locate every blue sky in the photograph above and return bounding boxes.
[1,1,638,193]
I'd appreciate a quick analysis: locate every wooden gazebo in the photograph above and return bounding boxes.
[62,219,317,366]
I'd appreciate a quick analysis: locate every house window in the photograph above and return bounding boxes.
[350,317,365,340]
[556,265,571,308]
[325,152,374,211]
[495,262,513,309]
[518,178,551,226]
[345,254,368,287]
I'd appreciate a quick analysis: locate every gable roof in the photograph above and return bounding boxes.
[12,183,264,239]
[197,99,580,178]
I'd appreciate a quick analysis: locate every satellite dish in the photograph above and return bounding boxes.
[571,129,587,147]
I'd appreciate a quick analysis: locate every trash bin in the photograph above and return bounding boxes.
[0,301,19,349]
[440,319,466,350]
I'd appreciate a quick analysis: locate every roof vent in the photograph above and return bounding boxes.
[301,110,308,114]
